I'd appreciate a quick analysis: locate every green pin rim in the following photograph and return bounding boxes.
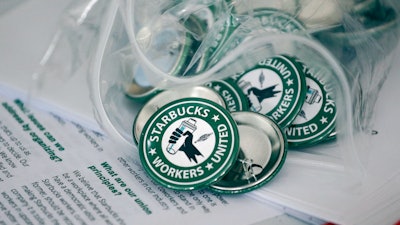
[209,111,287,194]
[285,61,337,148]
[138,97,240,190]
[235,55,307,128]
[132,86,226,145]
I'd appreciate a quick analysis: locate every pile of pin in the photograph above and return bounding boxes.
[124,0,397,193]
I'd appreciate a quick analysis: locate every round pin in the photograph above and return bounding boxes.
[207,8,308,68]
[122,53,162,102]
[182,13,210,42]
[204,79,249,112]
[176,14,210,76]
[234,55,307,128]
[209,111,287,194]
[192,14,239,73]
[136,18,194,77]
[138,98,240,190]
[125,74,161,103]
[132,86,226,145]
[125,84,160,103]
[285,61,336,148]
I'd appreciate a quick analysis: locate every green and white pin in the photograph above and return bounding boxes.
[138,98,240,190]
[285,62,336,148]
[235,55,307,128]
[208,8,308,68]
[191,14,239,73]
[210,111,287,194]
[132,86,226,145]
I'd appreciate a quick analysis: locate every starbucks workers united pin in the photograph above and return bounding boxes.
[138,98,239,190]
[285,62,336,147]
[235,55,306,128]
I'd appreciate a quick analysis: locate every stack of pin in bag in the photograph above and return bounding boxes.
[111,0,399,194]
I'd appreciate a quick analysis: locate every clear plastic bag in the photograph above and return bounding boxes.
[35,0,400,185]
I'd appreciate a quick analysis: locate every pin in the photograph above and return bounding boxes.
[132,86,226,144]
[210,111,287,194]
[234,55,307,128]
[138,98,240,190]
[285,61,336,148]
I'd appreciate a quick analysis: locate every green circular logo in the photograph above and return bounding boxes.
[236,55,306,128]
[285,63,336,147]
[138,98,239,190]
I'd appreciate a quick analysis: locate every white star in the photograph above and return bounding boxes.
[148,148,156,156]
[205,163,214,170]
[286,79,294,86]
[212,114,220,122]
[214,85,221,91]
[320,116,328,124]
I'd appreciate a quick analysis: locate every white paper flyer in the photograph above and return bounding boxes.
[0,91,289,225]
